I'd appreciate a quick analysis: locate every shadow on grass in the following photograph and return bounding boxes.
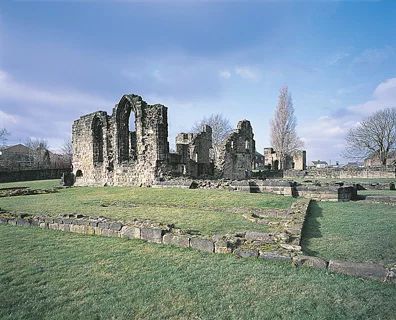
[300,201,323,257]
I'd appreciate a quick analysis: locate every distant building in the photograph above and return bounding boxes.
[254,151,265,169]
[310,160,328,169]
[263,147,306,170]
[343,162,363,169]
[364,151,396,168]
[0,144,70,170]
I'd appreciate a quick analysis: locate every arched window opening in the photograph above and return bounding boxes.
[92,117,104,164]
[76,170,83,178]
[245,140,250,150]
[117,101,137,163]
[129,112,137,161]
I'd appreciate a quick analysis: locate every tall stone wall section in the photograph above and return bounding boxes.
[72,95,169,186]
[216,120,255,180]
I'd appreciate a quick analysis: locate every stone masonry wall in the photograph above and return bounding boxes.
[216,120,255,180]
[72,95,169,186]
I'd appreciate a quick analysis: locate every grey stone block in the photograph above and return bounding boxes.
[17,219,31,227]
[101,228,119,237]
[48,223,59,230]
[259,251,291,262]
[120,226,141,239]
[7,219,17,225]
[328,260,388,281]
[59,224,70,232]
[190,237,214,253]
[109,222,123,231]
[234,248,259,258]
[162,233,190,248]
[140,228,164,243]
[245,231,274,243]
[293,255,328,269]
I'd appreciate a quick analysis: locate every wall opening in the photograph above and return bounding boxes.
[274,160,279,171]
[76,170,83,177]
[92,116,104,164]
[117,100,137,163]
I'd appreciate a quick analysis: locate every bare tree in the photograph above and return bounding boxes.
[0,128,9,147]
[61,139,73,165]
[345,107,396,167]
[192,113,233,160]
[25,138,50,168]
[270,86,303,169]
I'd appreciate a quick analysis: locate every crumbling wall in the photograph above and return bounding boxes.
[264,148,306,170]
[216,120,255,180]
[72,95,169,186]
[175,125,213,177]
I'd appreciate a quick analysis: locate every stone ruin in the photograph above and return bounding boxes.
[71,94,256,186]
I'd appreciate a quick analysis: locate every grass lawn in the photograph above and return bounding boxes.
[358,189,396,196]
[302,201,396,265]
[0,180,294,236]
[0,224,395,320]
[0,179,60,190]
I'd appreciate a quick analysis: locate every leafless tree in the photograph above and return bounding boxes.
[0,128,9,147]
[270,86,303,169]
[25,138,50,168]
[192,113,233,161]
[61,139,73,164]
[345,107,396,167]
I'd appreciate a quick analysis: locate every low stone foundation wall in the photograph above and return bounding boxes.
[295,185,357,202]
[0,200,394,282]
[284,168,395,180]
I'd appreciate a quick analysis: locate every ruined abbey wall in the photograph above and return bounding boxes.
[72,95,169,186]
[72,94,266,186]
[216,120,256,180]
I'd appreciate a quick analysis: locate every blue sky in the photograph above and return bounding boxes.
[0,1,395,163]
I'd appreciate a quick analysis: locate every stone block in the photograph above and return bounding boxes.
[39,222,48,229]
[30,219,40,227]
[48,223,59,230]
[234,248,259,258]
[293,255,328,269]
[109,222,123,231]
[101,228,119,237]
[140,227,164,243]
[85,226,95,235]
[328,260,388,281]
[58,224,70,232]
[17,219,31,227]
[214,239,238,254]
[7,219,17,225]
[245,231,274,243]
[70,224,86,234]
[259,251,291,262]
[120,226,141,239]
[279,244,302,252]
[162,233,190,248]
[0,217,8,224]
[190,237,214,253]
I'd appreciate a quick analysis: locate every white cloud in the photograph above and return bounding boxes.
[0,69,112,111]
[0,110,19,127]
[348,77,396,115]
[235,66,260,81]
[219,70,231,79]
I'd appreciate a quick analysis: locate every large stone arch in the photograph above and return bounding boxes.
[114,95,142,164]
[92,115,104,165]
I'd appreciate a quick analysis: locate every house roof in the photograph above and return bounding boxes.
[312,160,328,165]
[2,144,32,154]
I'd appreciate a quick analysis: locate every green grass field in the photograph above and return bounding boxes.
[0,224,395,320]
[302,201,396,265]
[0,180,294,236]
